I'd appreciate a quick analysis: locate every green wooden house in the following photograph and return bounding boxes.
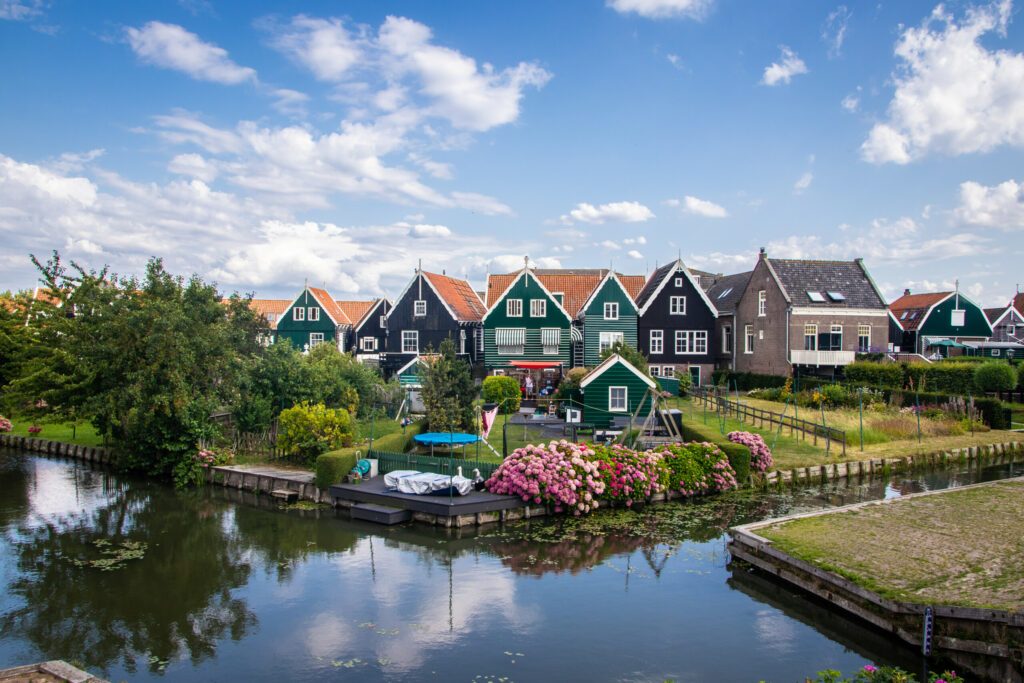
[889,288,993,357]
[579,353,656,427]
[275,286,353,351]
[579,271,640,367]
[482,264,573,374]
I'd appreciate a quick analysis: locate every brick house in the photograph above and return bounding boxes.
[703,270,753,372]
[733,249,889,378]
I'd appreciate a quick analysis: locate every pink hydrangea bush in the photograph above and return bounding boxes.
[0,416,12,433]
[27,425,42,435]
[486,440,606,514]
[591,444,667,506]
[727,431,773,473]
[655,442,739,496]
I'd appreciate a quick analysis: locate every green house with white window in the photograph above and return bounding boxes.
[579,272,640,367]
[276,286,353,352]
[483,264,573,374]
[579,353,656,428]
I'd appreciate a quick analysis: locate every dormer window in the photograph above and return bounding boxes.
[414,300,426,317]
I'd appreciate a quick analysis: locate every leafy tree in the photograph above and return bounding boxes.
[973,362,1017,392]
[419,337,474,431]
[0,292,32,399]
[600,340,650,376]
[481,375,522,414]
[276,402,354,463]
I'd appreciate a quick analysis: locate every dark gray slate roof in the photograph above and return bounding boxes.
[767,258,885,309]
[704,271,752,313]
[635,261,677,308]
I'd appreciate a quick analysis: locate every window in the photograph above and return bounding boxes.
[900,311,908,320]
[266,313,277,323]
[507,299,522,317]
[804,324,818,351]
[309,332,324,348]
[650,366,661,377]
[806,291,826,303]
[609,386,628,412]
[541,328,561,355]
[717,288,733,300]
[604,302,619,320]
[414,300,426,317]
[308,307,320,321]
[951,309,965,326]
[293,306,305,321]
[722,325,733,353]
[650,329,664,354]
[692,275,700,287]
[669,296,686,315]
[744,325,754,354]
[380,315,386,328]
[674,277,683,287]
[857,325,871,352]
[460,329,467,354]
[476,327,484,354]
[992,349,1000,357]
[829,324,843,351]
[530,299,546,317]
[758,290,767,316]
[674,330,707,354]
[360,336,377,352]
[827,291,846,302]
[496,328,525,355]
[1008,325,1016,337]
[552,292,564,306]
[599,331,624,353]
[401,330,418,353]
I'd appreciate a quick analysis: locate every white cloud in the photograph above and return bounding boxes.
[449,191,513,215]
[167,153,219,182]
[407,223,451,238]
[862,0,1024,164]
[761,46,808,86]
[954,178,1024,230]
[269,88,309,118]
[0,0,42,21]
[822,6,852,58]
[678,195,728,218]
[408,152,453,180]
[560,201,654,225]
[793,172,814,193]
[623,236,647,245]
[607,0,713,20]
[125,21,256,85]
[595,240,621,250]
[841,94,859,112]
[268,16,361,82]
[627,249,643,259]
[666,53,684,70]
[488,255,562,273]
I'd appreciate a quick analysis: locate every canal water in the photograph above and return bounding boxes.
[0,449,1019,682]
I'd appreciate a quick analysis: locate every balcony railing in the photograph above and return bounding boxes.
[790,349,856,366]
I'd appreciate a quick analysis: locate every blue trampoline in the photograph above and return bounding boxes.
[414,432,480,446]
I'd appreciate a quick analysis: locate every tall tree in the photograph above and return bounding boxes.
[418,337,474,431]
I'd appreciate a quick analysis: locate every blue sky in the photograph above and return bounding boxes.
[2,0,1022,305]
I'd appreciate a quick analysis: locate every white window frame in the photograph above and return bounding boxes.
[309,332,324,348]
[650,366,662,377]
[674,330,708,355]
[609,386,628,412]
[401,330,419,353]
[599,331,625,354]
[459,329,467,354]
[857,324,871,352]
[951,309,965,327]
[1007,325,1015,336]
[604,302,619,320]
[674,277,683,287]
[530,299,546,318]
[744,325,754,354]
[360,336,377,352]
[507,299,523,317]
[293,306,305,321]
[991,348,1000,357]
[804,324,818,351]
[308,307,320,322]
[380,315,386,328]
[722,325,732,353]
[414,300,426,317]
[669,296,686,315]
[476,327,484,354]
[649,329,664,354]
[541,328,560,355]
[758,290,767,317]
[829,324,843,352]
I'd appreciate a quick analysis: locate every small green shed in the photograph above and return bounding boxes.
[579,353,656,428]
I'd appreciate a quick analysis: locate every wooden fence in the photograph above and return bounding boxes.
[368,449,500,480]
[692,386,847,455]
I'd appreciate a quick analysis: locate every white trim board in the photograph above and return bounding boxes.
[637,259,719,318]
[580,353,657,389]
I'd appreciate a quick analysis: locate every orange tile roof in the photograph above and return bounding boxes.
[889,292,951,332]
[423,272,486,321]
[486,270,645,317]
[222,298,291,328]
[32,287,61,306]
[335,299,378,327]
[306,287,353,325]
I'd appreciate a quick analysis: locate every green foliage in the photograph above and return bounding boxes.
[599,340,649,375]
[418,338,475,431]
[678,421,751,482]
[673,369,693,396]
[481,375,522,414]
[710,370,788,390]
[845,360,976,394]
[370,419,424,452]
[843,361,904,388]
[6,252,264,477]
[973,361,1017,392]
[552,366,588,409]
[0,294,32,399]
[809,665,963,683]
[276,402,354,463]
[924,362,976,393]
[314,450,358,489]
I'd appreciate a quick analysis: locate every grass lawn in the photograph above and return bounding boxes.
[758,479,1024,610]
[1008,402,1024,430]
[5,418,104,447]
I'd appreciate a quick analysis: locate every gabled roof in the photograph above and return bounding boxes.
[579,353,656,389]
[220,297,291,328]
[351,298,390,331]
[983,304,1022,327]
[32,287,62,307]
[336,299,378,327]
[889,291,952,332]
[766,258,887,309]
[486,268,645,318]
[635,259,719,317]
[704,271,752,314]
[578,271,640,316]
[634,262,675,309]
[422,271,486,322]
[483,268,573,323]
[306,287,353,325]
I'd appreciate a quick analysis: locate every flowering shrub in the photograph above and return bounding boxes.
[485,441,606,514]
[27,425,42,435]
[727,431,773,473]
[0,416,12,433]
[654,442,739,496]
[810,664,962,683]
[591,444,666,506]
[173,448,233,489]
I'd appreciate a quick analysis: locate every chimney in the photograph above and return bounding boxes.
[758,247,767,260]
[904,288,911,296]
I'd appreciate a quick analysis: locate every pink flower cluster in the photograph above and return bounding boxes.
[196,449,224,468]
[592,444,665,506]
[0,416,12,433]
[727,431,774,473]
[485,440,606,515]
[27,425,42,435]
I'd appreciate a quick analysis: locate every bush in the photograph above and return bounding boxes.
[276,402,355,463]
[843,361,903,388]
[591,443,667,506]
[371,419,424,452]
[973,362,1018,392]
[654,442,739,495]
[728,431,773,472]
[679,421,751,482]
[711,370,787,391]
[314,450,358,489]
[482,375,521,414]
[172,448,233,489]
[485,440,606,514]
[897,390,1010,430]
[921,362,975,393]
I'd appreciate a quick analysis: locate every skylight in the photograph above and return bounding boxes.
[717,287,733,299]
[827,291,846,302]
[807,291,826,302]
[908,311,918,320]
[900,312,908,320]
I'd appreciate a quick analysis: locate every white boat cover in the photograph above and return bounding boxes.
[383,470,420,489]
[393,472,474,496]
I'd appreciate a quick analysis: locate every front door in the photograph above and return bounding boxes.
[689,366,701,387]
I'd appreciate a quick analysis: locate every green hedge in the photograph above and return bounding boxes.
[843,361,903,388]
[844,360,979,394]
[710,370,788,391]
[974,362,1018,392]
[314,450,358,489]
[679,420,751,483]
[481,375,522,413]
[369,419,424,452]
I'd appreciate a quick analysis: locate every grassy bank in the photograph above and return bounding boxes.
[4,419,104,447]
[758,479,1024,611]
